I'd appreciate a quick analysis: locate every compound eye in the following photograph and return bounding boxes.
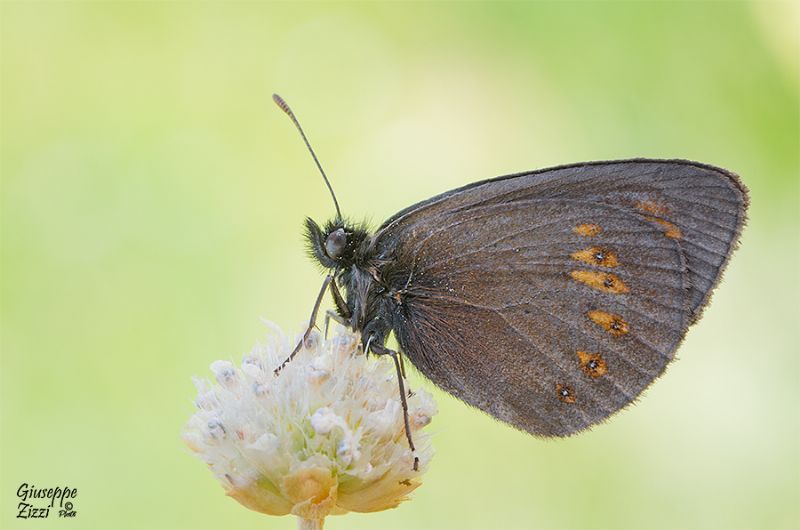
[325,228,347,259]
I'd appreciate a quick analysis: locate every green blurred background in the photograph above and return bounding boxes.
[1,2,798,530]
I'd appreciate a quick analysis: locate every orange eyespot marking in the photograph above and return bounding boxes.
[587,310,629,336]
[577,351,608,378]
[574,223,602,237]
[635,200,671,217]
[644,215,683,240]
[570,270,630,294]
[556,383,576,404]
[571,246,619,268]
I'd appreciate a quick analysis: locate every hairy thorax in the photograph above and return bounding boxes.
[341,264,395,345]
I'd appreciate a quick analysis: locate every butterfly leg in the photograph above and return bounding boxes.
[324,279,352,338]
[368,341,419,471]
[324,310,350,338]
[274,275,333,376]
[397,348,407,379]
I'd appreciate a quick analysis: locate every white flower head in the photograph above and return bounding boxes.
[183,323,436,525]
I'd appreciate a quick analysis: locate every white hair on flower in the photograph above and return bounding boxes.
[183,323,436,528]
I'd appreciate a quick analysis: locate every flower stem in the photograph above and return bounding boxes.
[297,517,324,530]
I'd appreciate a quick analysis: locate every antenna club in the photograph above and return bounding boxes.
[272,94,293,117]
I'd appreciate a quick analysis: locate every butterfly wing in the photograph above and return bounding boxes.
[375,160,747,436]
[379,159,748,323]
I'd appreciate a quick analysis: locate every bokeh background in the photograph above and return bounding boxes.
[1,2,797,530]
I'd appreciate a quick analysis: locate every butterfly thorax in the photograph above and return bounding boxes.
[305,217,399,345]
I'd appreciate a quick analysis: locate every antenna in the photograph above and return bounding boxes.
[272,94,342,221]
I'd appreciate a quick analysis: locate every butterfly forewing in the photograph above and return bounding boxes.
[376,160,746,435]
[389,199,688,435]
[378,159,747,322]
[530,162,746,321]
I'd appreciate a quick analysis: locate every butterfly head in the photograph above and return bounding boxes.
[305,218,368,270]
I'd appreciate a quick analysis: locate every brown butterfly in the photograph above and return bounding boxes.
[272,94,748,469]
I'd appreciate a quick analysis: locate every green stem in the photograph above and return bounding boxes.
[296,517,324,530]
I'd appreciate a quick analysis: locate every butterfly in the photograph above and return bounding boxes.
[272,94,748,470]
